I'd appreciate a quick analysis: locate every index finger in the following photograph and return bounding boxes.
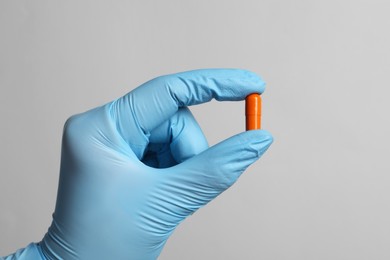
[116,69,266,135]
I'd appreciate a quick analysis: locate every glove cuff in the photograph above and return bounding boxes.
[3,243,46,260]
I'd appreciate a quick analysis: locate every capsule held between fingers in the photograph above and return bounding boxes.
[245,93,262,130]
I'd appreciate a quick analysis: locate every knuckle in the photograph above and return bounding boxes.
[62,113,89,143]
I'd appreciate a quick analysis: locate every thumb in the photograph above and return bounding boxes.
[170,130,273,196]
[154,130,273,223]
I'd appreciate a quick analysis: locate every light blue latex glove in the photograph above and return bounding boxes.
[3,69,273,260]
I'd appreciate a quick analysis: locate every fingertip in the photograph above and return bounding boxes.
[243,129,273,141]
[254,130,273,156]
[240,129,274,157]
[243,69,265,81]
[256,129,274,142]
[238,69,266,94]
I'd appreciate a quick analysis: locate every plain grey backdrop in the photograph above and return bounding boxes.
[1,0,389,259]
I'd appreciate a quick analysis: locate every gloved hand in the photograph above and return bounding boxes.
[4,69,273,260]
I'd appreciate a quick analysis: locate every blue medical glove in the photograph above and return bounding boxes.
[3,69,273,260]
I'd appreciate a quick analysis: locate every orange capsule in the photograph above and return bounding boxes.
[245,93,262,130]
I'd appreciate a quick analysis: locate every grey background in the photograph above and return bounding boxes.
[1,0,389,259]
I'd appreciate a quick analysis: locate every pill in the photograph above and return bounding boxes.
[245,93,262,130]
